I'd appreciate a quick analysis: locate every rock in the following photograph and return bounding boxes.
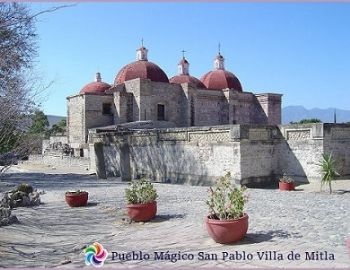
[60,260,72,265]
[0,207,11,218]
[9,215,18,224]
[0,217,9,226]
[21,195,30,207]
[0,207,18,227]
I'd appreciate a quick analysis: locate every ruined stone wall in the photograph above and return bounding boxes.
[233,125,282,186]
[27,154,89,169]
[90,124,350,186]
[49,136,68,145]
[276,124,325,182]
[323,124,350,177]
[129,127,240,185]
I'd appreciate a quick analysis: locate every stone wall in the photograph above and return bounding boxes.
[67,95,85,148]
[89,123,350,186]
[276,124,324,182]
[323,124,350,177]
[85,94,114,133]
[27,154,90,169]
[110,79,282,128]
[67,93,114,149]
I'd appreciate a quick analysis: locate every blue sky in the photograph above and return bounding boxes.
[30,2,350,116]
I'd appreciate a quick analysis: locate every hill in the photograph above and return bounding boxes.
[47,115,66,128]
[282,106,350,124]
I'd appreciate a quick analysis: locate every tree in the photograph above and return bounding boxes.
[0,3,37,170]
[290,118,322,124]
[0,3,73,171]
[47,119,66,136]
[28,110,49,134]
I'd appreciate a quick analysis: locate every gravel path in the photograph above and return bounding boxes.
[0,167,349,268]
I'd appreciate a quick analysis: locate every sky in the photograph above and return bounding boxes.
[29,2,350,117]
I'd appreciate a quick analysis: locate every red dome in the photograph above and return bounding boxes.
[114,61,169,85]
[201,70,243,91]
[170,75,206,89]
[80,81,111,94]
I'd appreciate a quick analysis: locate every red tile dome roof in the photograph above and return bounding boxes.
[79,81,111,95]
[200,70,243,91]
[114,61,169,85]
[170,74,206,89]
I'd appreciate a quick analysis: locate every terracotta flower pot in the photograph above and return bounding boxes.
[205,213,249,244]
[65,191,88,207]
[127,201,157,222]
[279,181,295,191]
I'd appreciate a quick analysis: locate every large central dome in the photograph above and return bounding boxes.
[114,46,169,85]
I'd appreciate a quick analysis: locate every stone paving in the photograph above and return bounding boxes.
[0,166,349,269]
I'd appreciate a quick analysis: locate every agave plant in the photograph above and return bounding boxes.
[318,153,339,194]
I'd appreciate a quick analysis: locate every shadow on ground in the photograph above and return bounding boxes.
[152,214,186,222]
[0,173,125,192]
[239,229,303,245]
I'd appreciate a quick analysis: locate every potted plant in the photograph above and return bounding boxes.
[205,172,248,244]
[279,174,295,191]
[125,178,157,222]
[65,190,88,207]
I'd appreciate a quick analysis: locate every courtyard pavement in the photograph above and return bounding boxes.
[0,164,349,269]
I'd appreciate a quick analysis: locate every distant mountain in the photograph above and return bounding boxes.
[282,106,350,124]
[47,115,66,128]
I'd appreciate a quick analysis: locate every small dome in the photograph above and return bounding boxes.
[80,73,111,94]
[200,70,242,91]
[170,75,206,88]
[114,60,169,85]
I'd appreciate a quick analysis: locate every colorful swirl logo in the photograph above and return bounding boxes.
[84,242,108,267]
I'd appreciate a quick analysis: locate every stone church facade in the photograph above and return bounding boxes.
[66,46,281,156]
[35,45,350,186]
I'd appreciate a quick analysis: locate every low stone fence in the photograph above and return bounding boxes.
[25,155,90,169]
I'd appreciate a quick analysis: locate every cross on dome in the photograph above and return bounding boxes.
[214,43,225,70]
[178,50,189,75]
[136,39,148,61]
[95,72,102,82]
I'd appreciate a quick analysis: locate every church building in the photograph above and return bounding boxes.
[66,45,282,156]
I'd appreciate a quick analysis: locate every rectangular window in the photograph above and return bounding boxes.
[102,103,112,115]
[157,104,165,121]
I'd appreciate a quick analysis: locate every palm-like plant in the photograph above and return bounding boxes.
[318,153,339,194]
